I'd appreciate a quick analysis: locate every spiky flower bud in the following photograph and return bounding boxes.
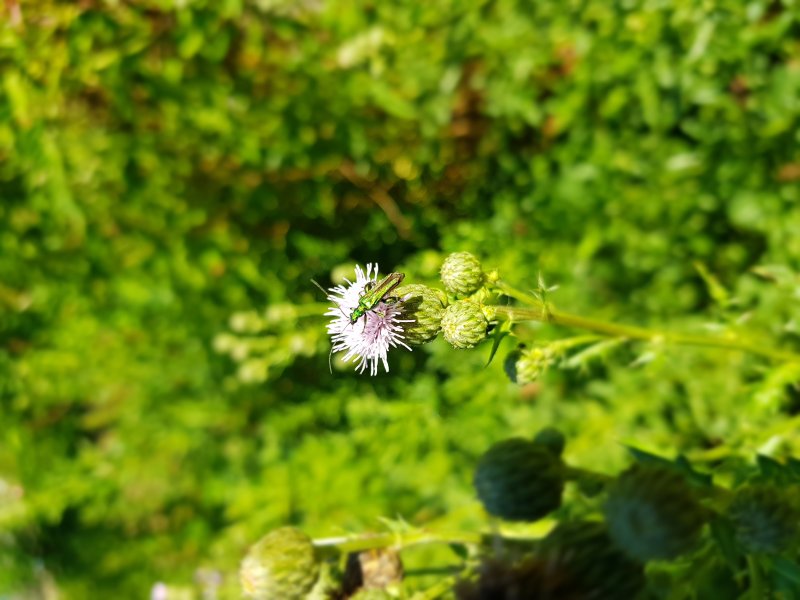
[441,300,489,349]
[503,346,554,384]
[240,527,320,600]
[541,521,646,599]
[727,483,800,554]
[604,465,706,562]
[473,437,565,522]
[441,252,484,296]
[396,284,448,345]
[532,427,566,458]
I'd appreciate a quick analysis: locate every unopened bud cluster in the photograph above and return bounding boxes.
[504,345,557,384]
[398,252,493,350]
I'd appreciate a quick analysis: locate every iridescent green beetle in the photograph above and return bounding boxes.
[349,272,405,323]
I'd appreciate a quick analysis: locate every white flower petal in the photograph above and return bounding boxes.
[325,263,411,375]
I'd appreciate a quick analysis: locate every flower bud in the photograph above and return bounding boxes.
[541,521,646,599]
[440,252,484,296]
[441,300,488,349]
[604,465,706,562]
[473,437,564,522]
[532,426,566,458]
[727,483,800,554]
[240,527,320,600]
[396,284,447,345]
[504,345,554,384]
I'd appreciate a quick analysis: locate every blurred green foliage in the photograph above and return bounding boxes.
[2,0,800,596]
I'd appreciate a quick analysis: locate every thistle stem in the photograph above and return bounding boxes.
[747,555,767,598]
[563,466,615,485]
[493,281,800,363]
[313,530,482,555]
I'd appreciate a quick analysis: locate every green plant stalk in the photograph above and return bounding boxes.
[313,530,483,555]
[493,281,800,363]
[412,576,459,600]
[563,466,615,485]
[747,555,767,598]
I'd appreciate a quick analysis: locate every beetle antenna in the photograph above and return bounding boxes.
[311,278,349,320]
[310,278,327,296]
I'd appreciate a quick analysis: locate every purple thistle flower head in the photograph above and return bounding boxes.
[325,263,412,375]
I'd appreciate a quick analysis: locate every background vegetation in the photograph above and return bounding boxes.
[2,0,800,597]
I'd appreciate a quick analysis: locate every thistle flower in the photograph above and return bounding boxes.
[326,264,412,375]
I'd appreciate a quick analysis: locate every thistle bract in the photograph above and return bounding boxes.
[440,252,484,296]
[240,527,320,600]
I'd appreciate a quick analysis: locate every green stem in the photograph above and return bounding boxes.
[747,555,767,599]
[493,281,800,363]
[563,466,615,485]
[412,576,459,600]
[313,530,482,555]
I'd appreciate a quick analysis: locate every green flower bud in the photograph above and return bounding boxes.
[503,345,555,384]
[396,284,447,345]
[541,521,646,600]
[532,427,566,457]
[604,465,706,562]
[473,437,564,522]
[728,483,800,554]
[441,252,484,296]
[441,300,489,349]
[240,527,320,600]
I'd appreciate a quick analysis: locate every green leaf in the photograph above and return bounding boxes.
[625,446,712,487]
[485,326,510,368]
[709,517,741,569]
